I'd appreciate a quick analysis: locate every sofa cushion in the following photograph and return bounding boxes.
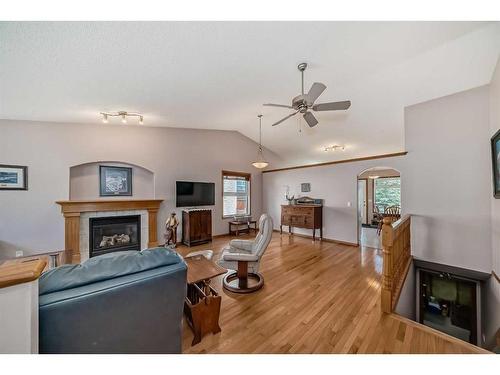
[39,247,183,295]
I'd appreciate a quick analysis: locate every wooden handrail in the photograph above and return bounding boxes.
[381,214,412,313]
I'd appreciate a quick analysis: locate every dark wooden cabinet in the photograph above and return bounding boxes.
[182,209,212,246]
[280,204,323,240]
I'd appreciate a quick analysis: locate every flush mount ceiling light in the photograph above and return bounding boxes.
[368,175,380,179]
[100,111,144,125]
[324,145,345,152]
[252,114,269,169]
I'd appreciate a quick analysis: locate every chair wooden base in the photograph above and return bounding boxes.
[222,260,264,293]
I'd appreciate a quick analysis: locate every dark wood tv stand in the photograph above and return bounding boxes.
[182,209,212,246]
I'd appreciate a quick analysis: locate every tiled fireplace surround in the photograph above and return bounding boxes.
[56,199,163,263]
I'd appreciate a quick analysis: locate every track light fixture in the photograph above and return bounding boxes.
[324,145,345,152]
[100,111,144,125]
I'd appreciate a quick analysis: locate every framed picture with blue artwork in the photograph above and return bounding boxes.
[0,164,28,190]
[99,165,132,196]
[491,130,500,198]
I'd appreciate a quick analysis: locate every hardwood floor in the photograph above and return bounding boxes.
[177,233,488,354]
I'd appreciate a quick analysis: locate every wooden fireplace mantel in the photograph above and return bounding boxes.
[56,199,163,263]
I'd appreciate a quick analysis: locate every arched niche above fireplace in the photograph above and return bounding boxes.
[69,161,155,200]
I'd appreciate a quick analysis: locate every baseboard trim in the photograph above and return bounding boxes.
[272,229,358,247]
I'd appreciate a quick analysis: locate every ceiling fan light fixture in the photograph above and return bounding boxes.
[252,115,269,169]
[102,113,108,123]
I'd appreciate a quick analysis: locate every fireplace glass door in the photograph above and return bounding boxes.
[89,215,141,257]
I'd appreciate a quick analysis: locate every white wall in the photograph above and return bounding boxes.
[0,120,281,259]
[486,57,500,349]
[263,157,406,245]
[404,85,492,273]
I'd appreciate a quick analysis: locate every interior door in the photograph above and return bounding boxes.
[358,179,367,225]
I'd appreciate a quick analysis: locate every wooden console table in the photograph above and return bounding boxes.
[183,255,226,346]
[280,204,323,241]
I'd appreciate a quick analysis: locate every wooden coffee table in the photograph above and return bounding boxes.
[183,255,227,346]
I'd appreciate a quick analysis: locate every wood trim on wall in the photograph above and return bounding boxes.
[262,151,408,174]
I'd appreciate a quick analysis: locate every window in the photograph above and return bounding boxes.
[374,177,401,211]
[222,171,251,218]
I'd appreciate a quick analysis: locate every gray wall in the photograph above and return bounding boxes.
[0,120,281,259]
[404,85,492,273]
[486,58,500,349]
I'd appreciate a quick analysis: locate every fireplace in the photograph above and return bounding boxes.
[89,215,141,258]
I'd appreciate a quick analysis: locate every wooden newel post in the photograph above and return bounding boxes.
[381,217,394,313]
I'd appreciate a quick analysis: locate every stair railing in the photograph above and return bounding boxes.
[381,214,412,313]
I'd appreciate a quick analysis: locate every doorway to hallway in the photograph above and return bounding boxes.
[357,167,401,249]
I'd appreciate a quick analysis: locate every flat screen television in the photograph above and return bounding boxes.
[176,181,215,207]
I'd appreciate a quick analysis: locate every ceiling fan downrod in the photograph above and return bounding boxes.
[298,62,307,95]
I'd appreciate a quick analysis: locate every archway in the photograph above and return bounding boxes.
[69,161,155,200]
[357,166,401,249]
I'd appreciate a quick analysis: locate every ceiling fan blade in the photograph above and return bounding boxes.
[306,82,327,104]
[312,100,351,112]
[303,112,319,127]
[271,111,299,126]
[263,103,294,109]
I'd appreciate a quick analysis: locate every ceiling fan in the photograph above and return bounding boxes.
[264,63,351,127]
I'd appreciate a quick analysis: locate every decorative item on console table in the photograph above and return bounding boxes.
[182,209,212,247]
[280,202,323,241]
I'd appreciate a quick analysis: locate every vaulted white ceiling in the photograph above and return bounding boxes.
[1,22,499,167]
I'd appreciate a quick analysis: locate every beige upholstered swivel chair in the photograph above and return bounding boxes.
[219,214,273,293]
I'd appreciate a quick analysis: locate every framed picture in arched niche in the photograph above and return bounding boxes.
[99,165,133,196]
[491,130,500,198]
